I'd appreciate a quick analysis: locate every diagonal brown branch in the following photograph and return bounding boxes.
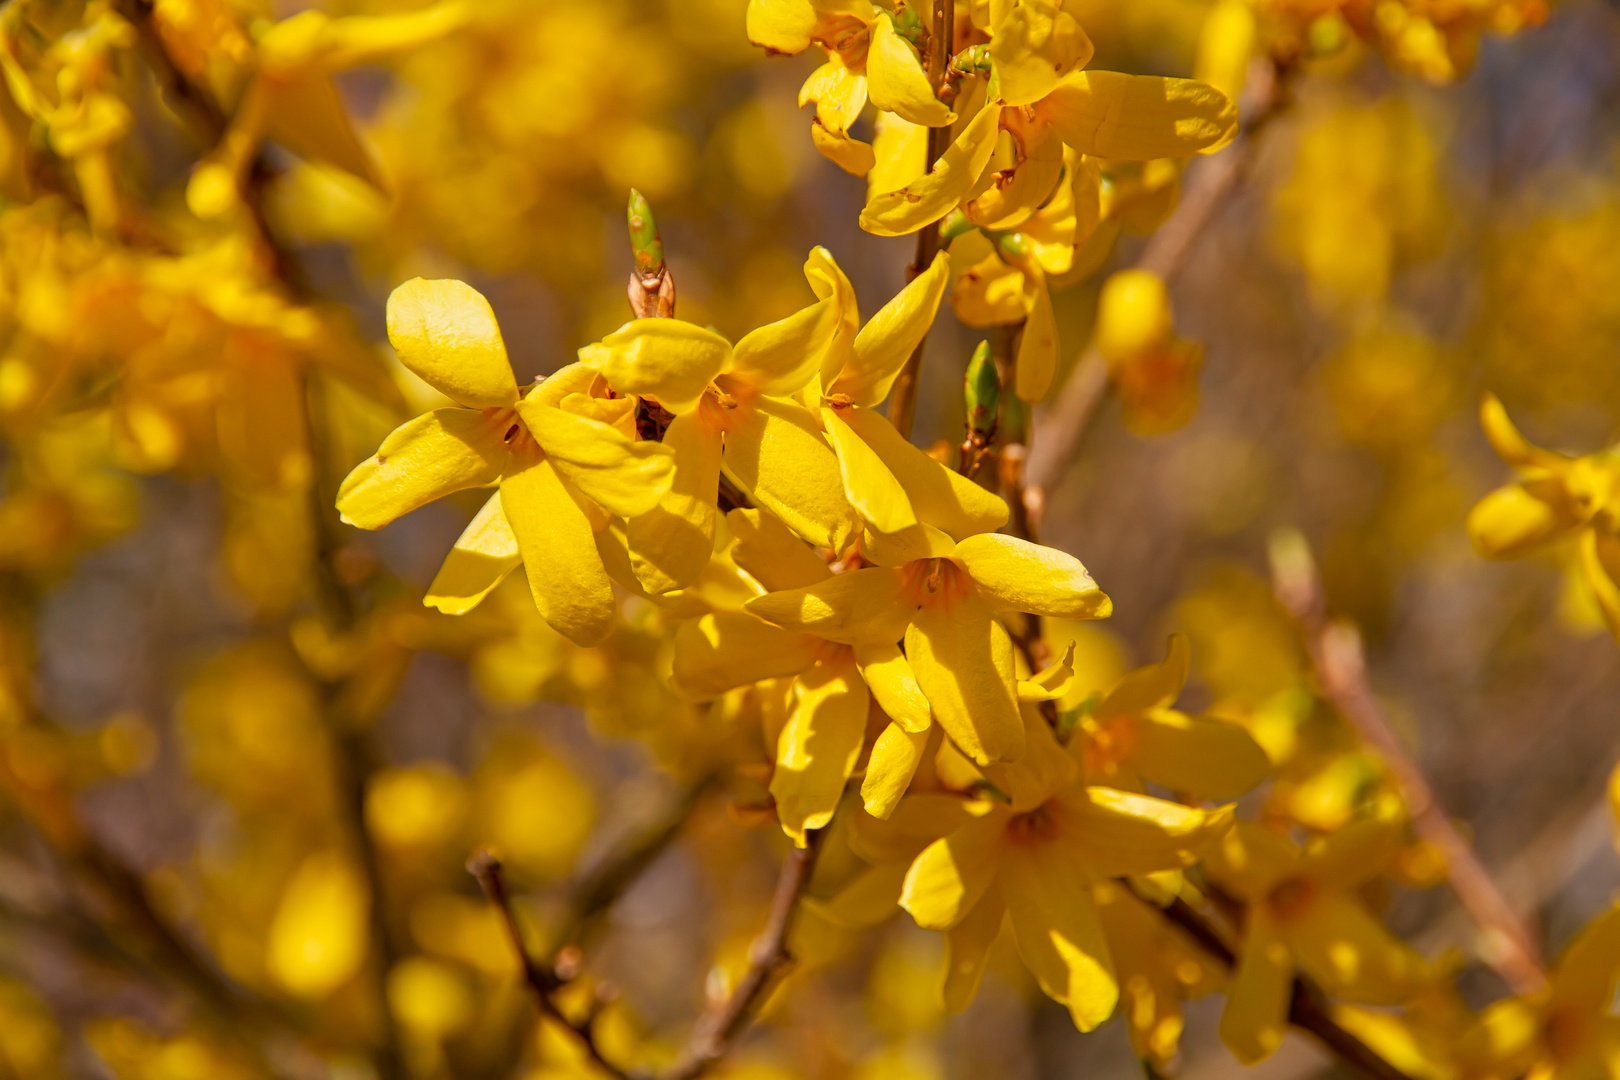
[1023,58,1290,527]
[1268,533,1548,995]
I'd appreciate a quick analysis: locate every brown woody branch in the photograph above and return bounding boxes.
[661,833,823,1080]
[1268,534,1547,995]
[1023,57,1290,529]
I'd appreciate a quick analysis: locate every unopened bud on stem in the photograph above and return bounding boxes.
[966,340,999,437]
[627,188,664,279]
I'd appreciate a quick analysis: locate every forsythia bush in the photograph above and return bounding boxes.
[4,1,1620,1080]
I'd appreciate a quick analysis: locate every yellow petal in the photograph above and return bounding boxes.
[744,566,913,646]
[627,409,722,594]
[670,612,820,700]
[863,521,960,566]
[943,888,1007,1012]
[900,813,1008,929]
[386,279,517,409]
[1550,902,1620,1014]
[527,361,602,407]
[1219,910,1293,1064]
[965,113,1066,230]
[1017,641,1075,702]
[807,861,908,927]
[724,395,860,552]
[868,15,955,127]
[1003,845,1117,1030]
[812,119,878,176]
[1584,528,1620,640]
[862,721,932,818]
[860,103,1003,236]
[1300,811,1402,893]
[1014,273,1058,402]
[773,658,872,845]
[514,400,674,519]
[1290,893,1430,1004]
[1480,392,1569,473]
[1203,822,1298,901]
[336,408,505,530]
[424,493,519,615]
[951,533,1111,618]
[799,56,869,133]
[727,507,833,591]
[1038,71,1239,160]
[746,0,820,53]
[808,246,862,387]
[827,405,1008,537]
[1064,787,1233,876]
[1466,480,1584,558]
[732,262,846,395]
[1131,709,1272,800]
[849,792,995,864]
[583,319,731,413]
[951,251,1030,328]
[990,0,1095,107]
[854,641,932,733]
[822,405,919,534]
[262,71,382,188]
[869,110,930,200]
[905,591,1024,765]
[1194,0,1256,103]
[829,251,952,406]
[500,458,615,647]
[1095,633,1190,721]
[982,704,1080,810]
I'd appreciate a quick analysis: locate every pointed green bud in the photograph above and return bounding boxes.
[993,230,1031,259]
[966,340,999,437]
[627,188,664,277]
[950,43,992,75]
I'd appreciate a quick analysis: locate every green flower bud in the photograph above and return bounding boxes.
[627,188,664,277]
[966,340,999,436]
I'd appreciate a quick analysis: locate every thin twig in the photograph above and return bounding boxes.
[1268,535,1548,995]
[469,851,635,1080]
[661,833,823,1080]
[1134,887,1414,1080]
[1023,57,1289,528]
[885,0,956,441]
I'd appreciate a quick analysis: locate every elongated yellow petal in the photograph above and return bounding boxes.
[386,279,517,409]
[901,813,1008,929]
[862,521,959,566]
[425,493,519,615]
[727,507,832,590]
[943,887,1007,1012]
[583,319,731,413]
[952,533,1110,618]
[868,14,955,127]
[1095,633,1189,721]
[336,407,505,530]
[1038,70,1239,160]
[1220,910,1293,1064]
[990,0,1095,107]
[1003,845,1117,1030]
[280,4,468,72]
[828,252,952,406]
[854,641,932,733]
[1290,894,1430,1004]
[501,458,615,646]
[731,284,841,398]
[773,658,871,845]
[1480,392,1569,473]
[1466,480,1584,559]
[1131,709,1271,800]
[828,405,1008,537]
[527,361,601,407]
[869,110,930,201]
[723,395,860,552]
[812,121,878,176]
[746,0,820,54]
[965,116,1066,231]
[744,566,913,646]
[1194,0,1256,103]
[862,721,931,818]
[822,406,918,533]
[671,611,820,700]
[806,861,908,928]
[262,71,382,188]
[807,246,861,388]
[906,591,1023,765]
[1014,273,1057,402]
[1064,787,1233,876]
[860,104,1002,236]
[1300,812,1402,893]
[627,410,722,594]
[513,400,673,519]
[799,56,869,133]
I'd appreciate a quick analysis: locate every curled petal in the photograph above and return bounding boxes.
[862,722,932,818]
[1096,633,1189,721]
[860,103,1002,236]
[1466,480,1584,559]
[868,14,955,127]
[830,251,952,406]
[424,493,519,615]
[812,118,878,175]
